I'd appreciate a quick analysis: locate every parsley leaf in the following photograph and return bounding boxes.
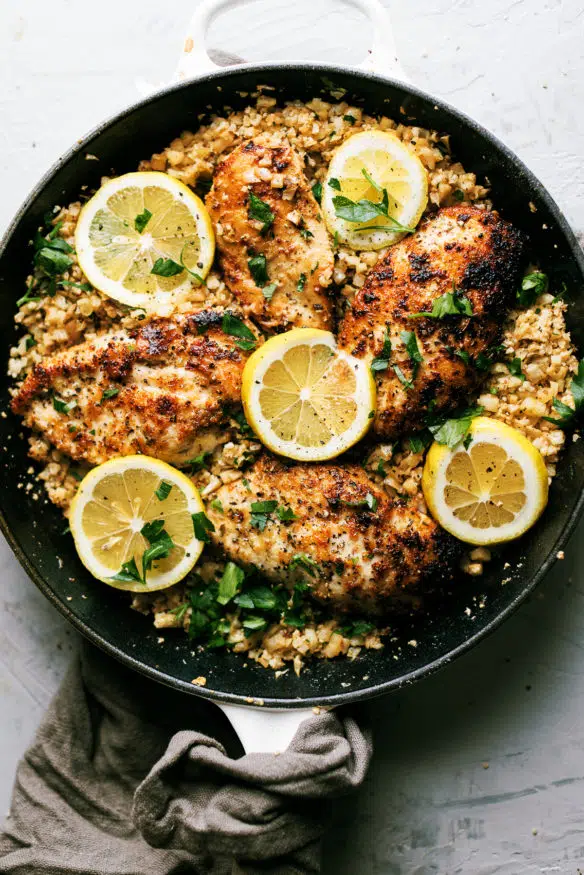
[217,561,245,605]
[250,499,278,531]
[342,492,378,512]
[344,114,356,125]
[508,357,526,381]
[155,481,173,501]
[427,405,484,448]
[517,271,548,307]
[141,521,174,577]
[409,432,433,453]
[332,176,415,234]
[222,313,256,350]
[100,387,119,403]
[134,208,152,234]
[262,283,277,300]
[312,181,323,204]
[341,619,375,637]
[289,553,319,578]
[110,557,143,584]
[151,257,183,277]
[248,253,269,288]
[276,505,298,522]
[243,615,268,632]
[400,330,423,377]
[475,344,505,371]
[543,358,584,428]
[392,364,414,390]
[297,273,307,292]
[235,586,278,611]
[328,177,342,191]
[192,511,215,543]
[248,192,274,233]
[210,498,223,513]
[25,336,37,350]
[371,328,392,373]
[52,395,76,415]
[409,286,473,319]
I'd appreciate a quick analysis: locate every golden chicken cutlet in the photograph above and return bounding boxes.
[11,309,256,467]
[206,455,459,613]
[338,205,526,438]
[206,133,334,332]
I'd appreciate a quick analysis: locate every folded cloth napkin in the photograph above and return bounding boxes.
[0,641,372,875]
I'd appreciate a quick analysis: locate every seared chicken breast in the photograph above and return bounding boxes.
[206,455,458,613]
[206,134,334,332]
[338,205,526,437]
[11,309,255,466]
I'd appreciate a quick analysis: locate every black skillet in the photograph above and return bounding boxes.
[1,0,583,750]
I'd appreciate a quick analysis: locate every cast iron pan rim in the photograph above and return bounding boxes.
[2,62,584,710]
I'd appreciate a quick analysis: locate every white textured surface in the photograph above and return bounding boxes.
[1,0,584,870]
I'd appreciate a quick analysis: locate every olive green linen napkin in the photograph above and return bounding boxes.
[0,642,372,874]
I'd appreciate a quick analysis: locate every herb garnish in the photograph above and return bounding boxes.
[342,492,378,512]
[328,177,342,191]
[543,358,584,428]
[52,395,77,415]
[409,432,433,453]
[331,169,415,234]
[222,312,256,351]
[392,364,414,390]
[517,271,548,307]
[341,619,375,638]
[134,208,152,234]
[141,520,174,576]
[297,273,307,292]
[25,336,37,350]
[276,505,298,522]
[217,561,245,605]
[100,387,119,403]
[248,192,275,233]
[343,114,356,125]
[210,498,223,513]
[192,511,215,543]
[110,558,143,585]
[312,181,323,204]
[151,257,184,277]
[508,357,526,381]
[262,283,277,300]
[250,499,278,531]
[401,330,423,377]
[18,219,76,306]
[155,481,173,501]
[248,253,269,288]
[426,405,483,448]
[475,344,505,371]
[371,327,392,373]
[183,452,211,473]
[289,553,320,577]
[409,285,473,319]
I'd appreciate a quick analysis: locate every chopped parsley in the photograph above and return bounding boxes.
[543,357,584,428]
[110,557,143,585]
[393,364,414,390]
[134,208,152,234]
[155,481,173,501]
[141,520,174,577]
[183,452,211,472]
[52,395,76,415]
[248,253,269,288]
[222,312,256,351]
[427,405,483,449]
[508,357,526,381]
[400,330,423,378]
[151,257,183,277]
[409,432,433,453]
[375,459,387,477]
[343,114,356,124]
[235,586,278,611]
[371,328,392,373]
[210,498,224,513]
[99,387,119,403]
[297,273,307,293]
[341,619,375,638]
[250,499,278,531]
[248,192,274,233]
[18,218,76,305]
[217,561,245,605]
[332,170,415,234]
[276,505,298,522]
[24,336,37,350]
[191,511,215,543]
[517,271,548,307]
[342,492,378,512]
[262,283,277,300]
[312,181,323,204]
[328,177,342,191]
[289,553,319,577]
[409,285,473,319]
[452,189,465,202]
[475,344,505,371]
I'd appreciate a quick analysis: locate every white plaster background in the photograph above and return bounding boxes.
[1,1,584,871]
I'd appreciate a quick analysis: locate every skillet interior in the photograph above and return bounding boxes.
[1,65,583,709]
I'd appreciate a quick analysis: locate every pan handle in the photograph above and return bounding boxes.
[173,0,407,83]
[217,702,323,753]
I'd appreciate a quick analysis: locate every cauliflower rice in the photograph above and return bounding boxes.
[7,90,578,673]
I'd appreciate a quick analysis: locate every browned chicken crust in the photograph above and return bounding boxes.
[338,205,526,437]
[11,309,255,466]
[206,133,334,332]
[207,455,459,613]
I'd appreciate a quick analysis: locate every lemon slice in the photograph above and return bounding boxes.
[242,327,375,461]
[69,455,207,592]
[75,171,215,313]
[422,417,549,546]
[322,130,428,251]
